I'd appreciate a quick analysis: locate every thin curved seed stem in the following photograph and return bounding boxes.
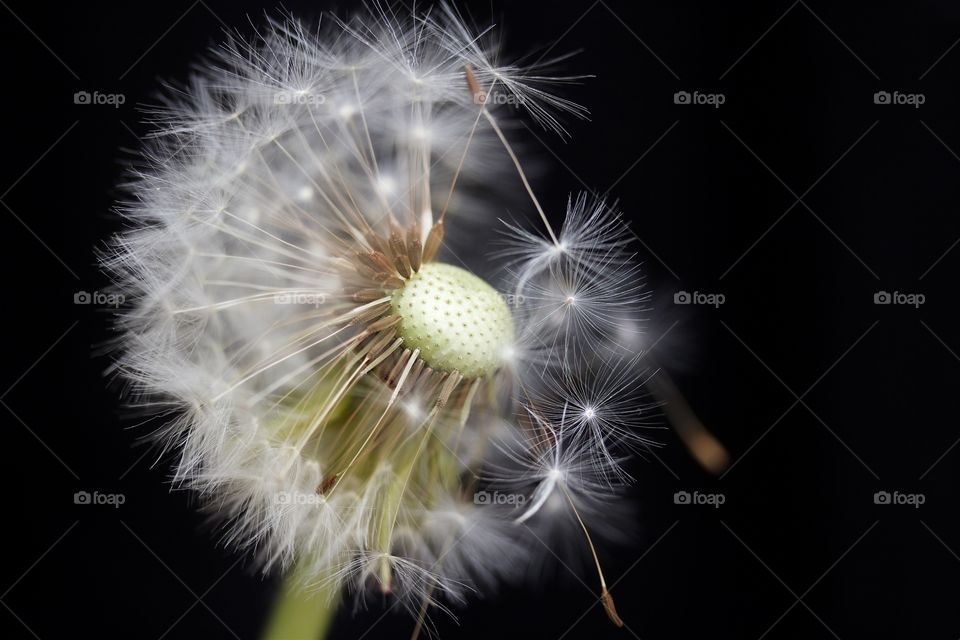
[560,483,624,627]
[482,109,560,246]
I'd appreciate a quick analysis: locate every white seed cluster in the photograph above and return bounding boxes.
[391,263,513,378]
[101,4,651,622]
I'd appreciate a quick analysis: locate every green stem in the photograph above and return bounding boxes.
[262,562,341,640]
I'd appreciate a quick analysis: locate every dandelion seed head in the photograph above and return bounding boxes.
[100,1,651,622]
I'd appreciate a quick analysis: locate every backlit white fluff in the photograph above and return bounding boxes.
[102,2,651,627]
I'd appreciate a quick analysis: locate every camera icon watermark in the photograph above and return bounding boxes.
[74,91,126,108]
[873,490,925,508]
[873,290,925,308]
[74,490,126,508]
[674,90,725,108]
[673,490,725,508]
[674,290,725,308]
[873,90,925,108]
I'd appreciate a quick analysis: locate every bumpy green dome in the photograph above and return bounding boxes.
[390,263,513,378]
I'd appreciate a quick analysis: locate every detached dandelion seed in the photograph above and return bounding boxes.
[102,2,654,635]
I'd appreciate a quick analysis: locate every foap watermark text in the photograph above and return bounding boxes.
[74,490,126,508]
[874,290,925,308]
[874,490,925,508]
[674,90,725,108]
[873,90,925,108]
[75,290,125,307]
[674,490,725,508]
[674,290,725,308]
[474,490,526,506]
[74,91,126,108]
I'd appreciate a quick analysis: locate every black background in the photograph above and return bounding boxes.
[1,1,959,638]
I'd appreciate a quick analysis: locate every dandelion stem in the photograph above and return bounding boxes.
[410,590,432,640]
[262,560,340,640]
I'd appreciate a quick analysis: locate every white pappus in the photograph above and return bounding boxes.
[100,1,655,630]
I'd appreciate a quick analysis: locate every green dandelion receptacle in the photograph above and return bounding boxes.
[391,263,513,378]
